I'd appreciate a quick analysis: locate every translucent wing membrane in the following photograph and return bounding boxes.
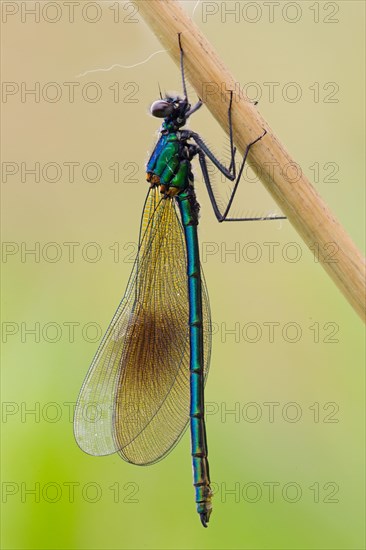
[74,187,211,465]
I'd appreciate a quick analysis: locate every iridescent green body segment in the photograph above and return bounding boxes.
[176,189,213,523]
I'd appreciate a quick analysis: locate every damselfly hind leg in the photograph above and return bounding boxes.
[189,88,286,222]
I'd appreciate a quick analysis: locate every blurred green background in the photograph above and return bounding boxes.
[1,1,365,548]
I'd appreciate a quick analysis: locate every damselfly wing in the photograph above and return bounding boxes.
[74,188,211,465]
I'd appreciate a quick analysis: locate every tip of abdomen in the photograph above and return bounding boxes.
[199,509,212,528]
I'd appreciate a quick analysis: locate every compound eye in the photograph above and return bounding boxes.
[150,100,174,118]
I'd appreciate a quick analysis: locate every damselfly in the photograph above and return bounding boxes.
[74,34,285,527]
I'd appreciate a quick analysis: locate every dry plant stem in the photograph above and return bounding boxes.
[134,0,366,322]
